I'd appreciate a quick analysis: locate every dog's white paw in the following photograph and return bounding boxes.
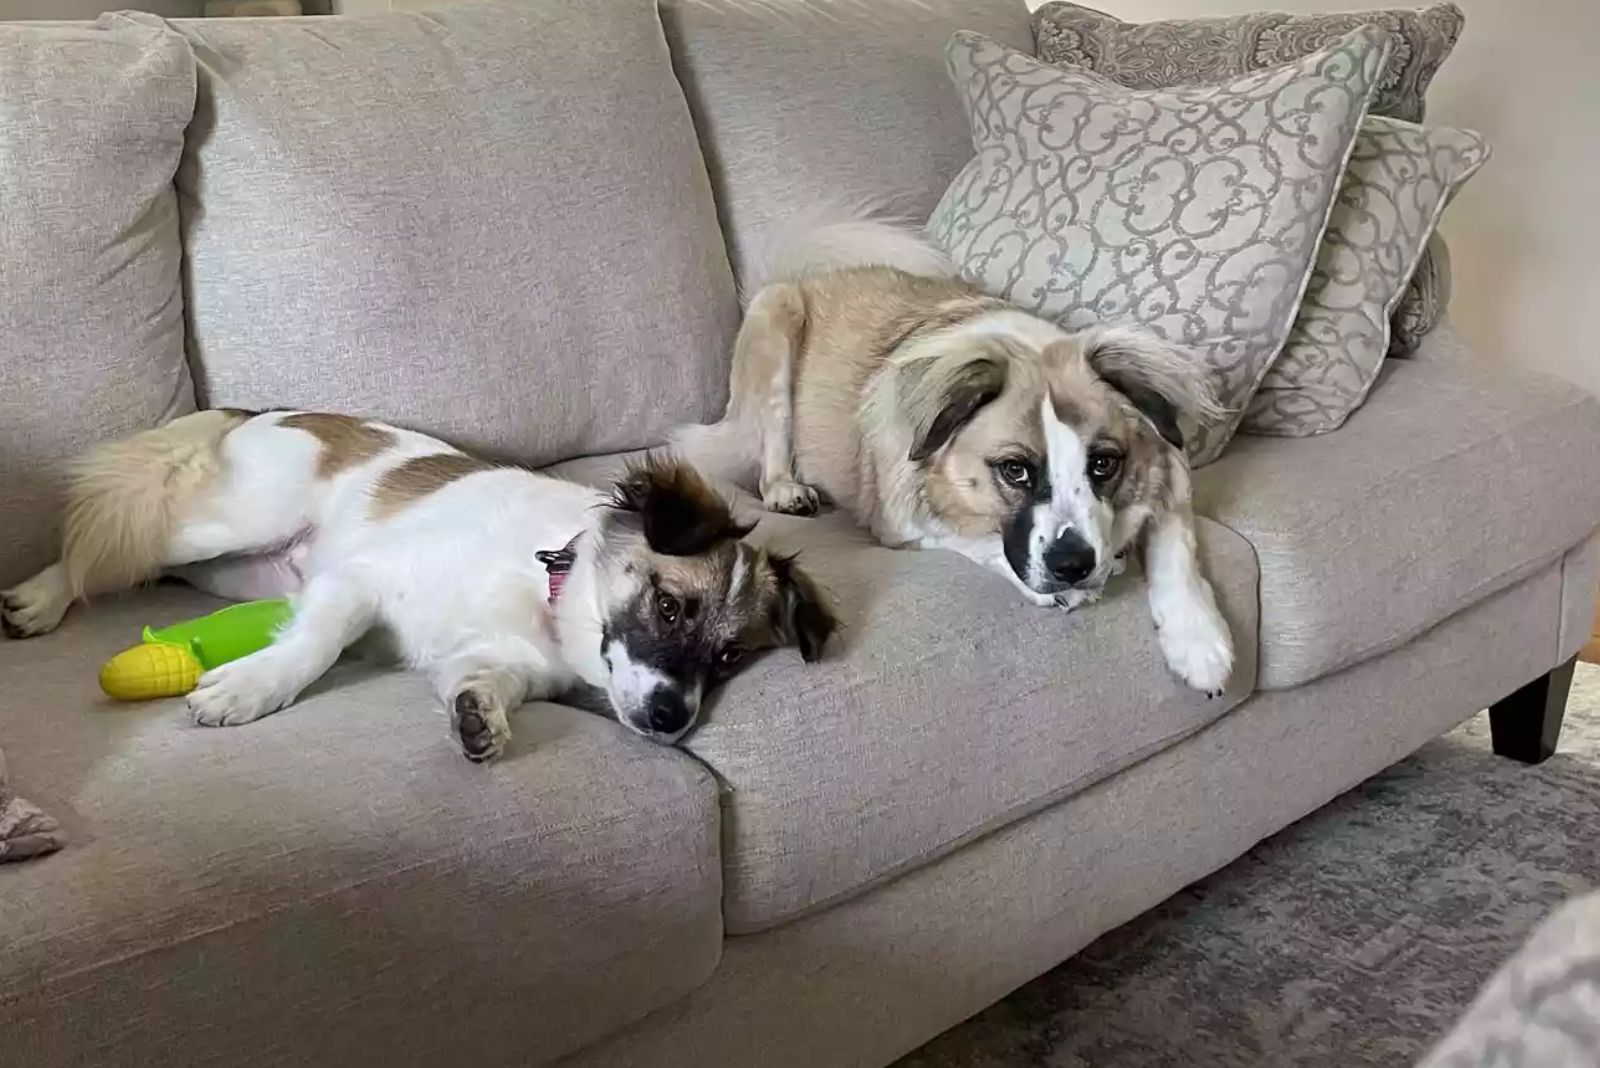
[450,687,512,764]
[761,478,820,517]
[188,656,297,727]
[1156,601,1234,698]
[1,566,72,639]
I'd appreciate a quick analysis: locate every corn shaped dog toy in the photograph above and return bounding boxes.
[98,599,293,701]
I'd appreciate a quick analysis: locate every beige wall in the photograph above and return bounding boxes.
[1032,0,1600,395]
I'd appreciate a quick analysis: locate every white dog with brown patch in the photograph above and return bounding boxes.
[675,211,1234,694]
[1,411,835,761]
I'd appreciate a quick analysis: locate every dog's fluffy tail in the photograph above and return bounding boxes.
[667,419,760,494]
[61,409,248,598]
[750,197,958,294]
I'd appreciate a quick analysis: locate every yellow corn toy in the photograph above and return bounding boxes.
[98,599,293,701]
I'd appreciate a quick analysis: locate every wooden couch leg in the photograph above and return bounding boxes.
[1489,656,1577,764]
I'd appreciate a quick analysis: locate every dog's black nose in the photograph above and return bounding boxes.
[1045,533,1097,585]
[645,688,690,735]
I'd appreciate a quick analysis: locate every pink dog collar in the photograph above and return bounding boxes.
[535,534,582,608]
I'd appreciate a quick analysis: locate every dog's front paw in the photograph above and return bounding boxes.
[1156,601,1234,698]
[451,687,511,764]
[761,478,820,517]
[188,656,295,727]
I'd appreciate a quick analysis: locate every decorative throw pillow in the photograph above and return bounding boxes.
[1242,117,1489,436]
[1389,231,1451,356]
[930,28,1390,464]
[1033,2,1463,123]
[1032,1,1466,358]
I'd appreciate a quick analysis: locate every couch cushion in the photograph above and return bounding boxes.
[659,0,1034,290]
[0,586,722,1068]
[0,16,195,588]
[1196,326,1600,691]
[166,0,738,466]
[546,454,1259,933]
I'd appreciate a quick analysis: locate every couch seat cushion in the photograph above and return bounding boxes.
[1201,327,1600,691]
[546,455,1259,934]
[0,587,722,1068]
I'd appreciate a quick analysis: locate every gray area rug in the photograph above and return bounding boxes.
[899,663,1600,1067]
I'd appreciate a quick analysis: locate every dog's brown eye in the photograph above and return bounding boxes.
[994,458,1034,489]
[655,591,679,624]
[1087,451,1122,483]
[718,646,745,668]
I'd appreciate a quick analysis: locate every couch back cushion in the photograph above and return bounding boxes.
[0,16,196,586]
[170,0,739,466]
[660,0,1035,291]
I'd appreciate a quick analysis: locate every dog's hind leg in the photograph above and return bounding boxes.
[2,410,252,639]
[729,284,820,516]
[188,571,376,727]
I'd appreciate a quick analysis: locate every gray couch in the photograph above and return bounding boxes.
[2,1,1598,1066]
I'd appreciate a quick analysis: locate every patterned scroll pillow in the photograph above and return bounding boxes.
[1243,116,1488,436]
[929,27,1390,464]
[1032,1,1467,356]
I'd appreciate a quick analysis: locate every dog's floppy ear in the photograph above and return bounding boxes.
[768,552,837,663]
[1080,327,1225,451]
[609,457,754,555]
[900,353,1007,463]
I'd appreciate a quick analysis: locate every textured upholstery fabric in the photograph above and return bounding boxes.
[1197,332,1600,690]
[545,457,1260,934]
[0,586,723,1068]
[1033,1,1464,124]
[1420,891,1600,1068]
[167,0,738,467]
[0,17,195,587]
[570,555,1568,1068]
[657,0,1034,291]
[1032,1,1466,365]
[1243,117,1489,436]
[930,29,1388,464]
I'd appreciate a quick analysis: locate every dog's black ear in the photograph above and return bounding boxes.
[768,553,837,663]
[609,458,753,556]
[1080,328,1225,452]
[1102,374,1184,450]
[902,354,1006,463]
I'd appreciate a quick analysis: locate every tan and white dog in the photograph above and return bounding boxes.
[0,411,835,761]
[675,212,1234,694]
